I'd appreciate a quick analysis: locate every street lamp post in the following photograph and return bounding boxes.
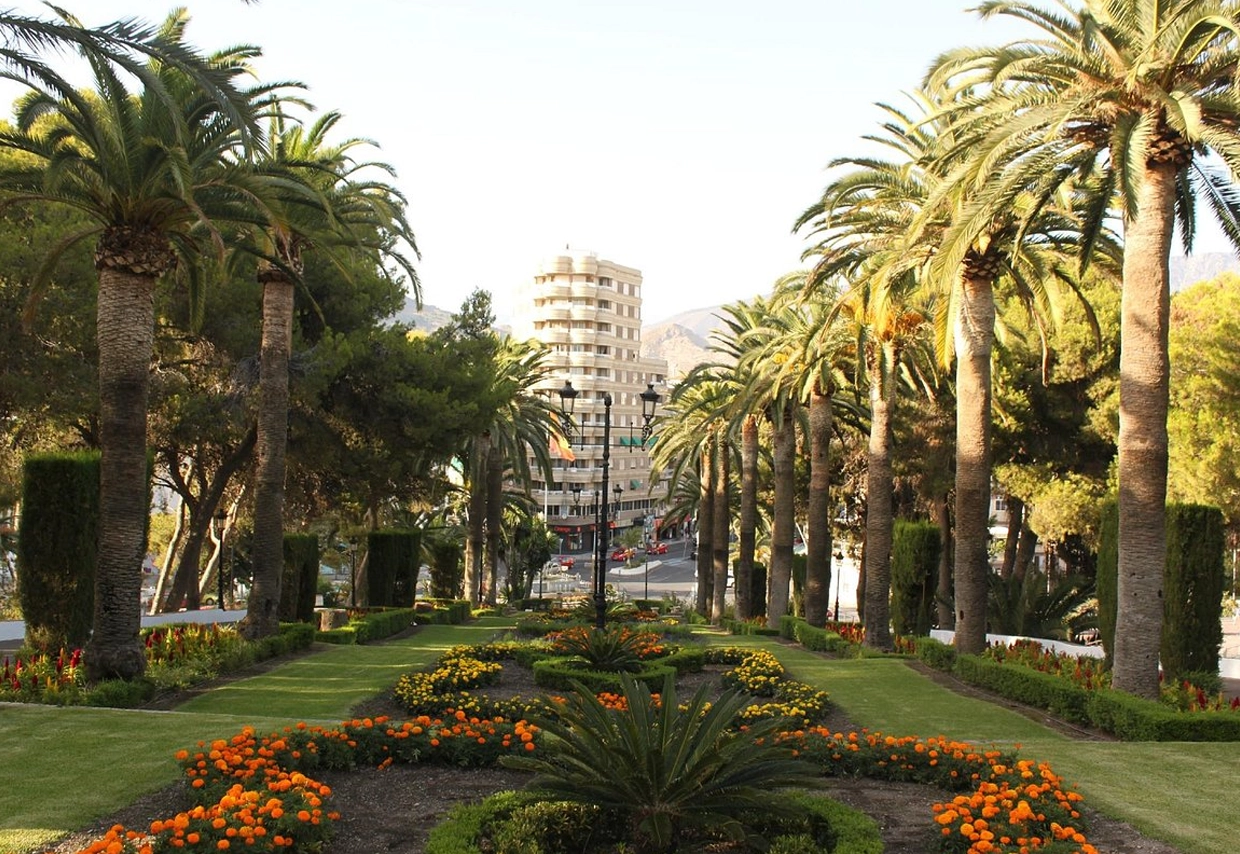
[557,381,660,630]
[214,509,228,611]
[349,536,359,608]
[833,551,843,623]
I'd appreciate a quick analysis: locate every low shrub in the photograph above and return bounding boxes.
[914,636,957,672]
[315,608,416,645]
[531,658,677,694]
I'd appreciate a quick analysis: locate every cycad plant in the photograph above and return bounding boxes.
[550,626,649,673]
[502,674,822,853]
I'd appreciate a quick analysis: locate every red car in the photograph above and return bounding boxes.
[610,547,635,561]
[644,542,669,555]
[558,556,575,569]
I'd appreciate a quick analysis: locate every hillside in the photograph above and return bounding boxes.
[1170,252,1240,292]
[391,298,454,333]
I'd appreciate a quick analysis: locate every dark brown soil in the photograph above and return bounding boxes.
[32,642,1185,854]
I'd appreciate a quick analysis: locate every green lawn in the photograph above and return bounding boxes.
[737,635,1240,854]
[3,621,1236,854]
[0,617,514,854]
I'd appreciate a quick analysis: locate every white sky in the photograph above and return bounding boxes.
[5,1,1235,324]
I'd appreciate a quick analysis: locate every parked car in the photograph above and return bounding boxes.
[644,542,669,555]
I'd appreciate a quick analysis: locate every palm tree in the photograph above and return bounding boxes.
[242,108,419,637]
[479,337,558,605]
[0,14,271,679]
[927,0,1240,696]
[749,281,859,628]
[651,369,732,619]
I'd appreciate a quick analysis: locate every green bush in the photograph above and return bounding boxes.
[659,646,706,674]
[17,452,99,651]
[954,655,1090,724]
[367,530,422,607]
[426,538,463,600]
[280,534,319,624]
[315,608,416,644]
[890,520,939,638]
[1162,504,1226,682]
[914,636,956,672]
[531,659,676,694]
[85,678,156,708]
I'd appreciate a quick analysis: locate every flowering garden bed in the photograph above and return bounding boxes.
[50,620,1124,854]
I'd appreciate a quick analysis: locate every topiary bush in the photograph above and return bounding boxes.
[280,534,319,623]
[890,520,939,638]
[17,452,99,652]
[1162,504,1226,683]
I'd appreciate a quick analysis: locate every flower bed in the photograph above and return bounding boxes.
[0,622,315,707]
[66,631,1104,854]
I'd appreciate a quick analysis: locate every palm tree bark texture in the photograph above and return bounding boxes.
[1112,160,1176,699]
[710,429,730,624]
[85,227,171,681]
[952,261,997,655]
[766,404,796,629]
[695,441,715,616]
[735,413,759,620]
[863,343,896,650]
[241,267,294,640]
[804,386,833,626]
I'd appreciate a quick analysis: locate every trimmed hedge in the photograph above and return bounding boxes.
[724,618,781,636]
[1098,501,1226,680]
[315,608,417,645]
[913,636,957,672]
[420,598,473,624]
[280,534,319,624]
[890,520,939,638]
[1162,504,1226,682]
[425,789,882,854]
[780,616,852,655]
[367,529,421,607]
[953,654,1090,724]
[531,659,677,694]
[17,452,100,651]
[949,652,1240,741]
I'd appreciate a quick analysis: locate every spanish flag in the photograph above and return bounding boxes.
[549,414,576,461]
[550,431,576,461]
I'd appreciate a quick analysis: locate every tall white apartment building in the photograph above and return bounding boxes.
[512,250,672,553]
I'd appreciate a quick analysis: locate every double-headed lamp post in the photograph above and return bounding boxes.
[557,380,660,629]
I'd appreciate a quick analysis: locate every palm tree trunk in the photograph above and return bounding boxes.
[696,443,715,616]
[1112,161,1176,699]
[711,431,730,624]
[805,385,833,627]
[485,443,504,606]
[241,274,294,640]
[85,266,156,682]
[953,271,996,655]
[767,404,796,629]
[863,345,896,651]
[736,414,759,620]
[1000,496,1023,580]
[464,433,489,605]
[934,494,953,628]
[1013,524,1038,584]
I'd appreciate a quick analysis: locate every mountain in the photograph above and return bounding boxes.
[391,298,454,333]
[641,306,729,381]
[1170,252,1240,292]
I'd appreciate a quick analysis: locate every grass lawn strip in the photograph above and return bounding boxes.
[0,706,294,854]
[727,633,1239,854]
[177,618,513,719]
[1025,740,1240,854]
[0,617,514,854]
